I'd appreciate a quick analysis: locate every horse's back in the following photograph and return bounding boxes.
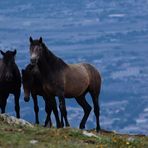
[64,64,90,97]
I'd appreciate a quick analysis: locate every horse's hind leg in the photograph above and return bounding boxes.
[32,94,39,124]
[90,92,101,132]
[14,89,20,118]
[75,95,92,129]
[59,97,70,127]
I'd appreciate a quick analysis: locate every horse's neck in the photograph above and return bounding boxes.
[37,57,51,77]
[0,61,5,80]
[1,59,15,67]
[44,47,68,70]
[0,60,8,72]
[37,53,66,83]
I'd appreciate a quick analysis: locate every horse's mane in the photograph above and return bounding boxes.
[41,42,68,71]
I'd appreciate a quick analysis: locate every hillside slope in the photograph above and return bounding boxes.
[0,114,147,148]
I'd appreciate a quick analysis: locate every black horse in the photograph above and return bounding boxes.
[29,37,101,132]
[0,50,21,118]
[22,64,61,127]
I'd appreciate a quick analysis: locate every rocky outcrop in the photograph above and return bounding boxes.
[0,114,33,128]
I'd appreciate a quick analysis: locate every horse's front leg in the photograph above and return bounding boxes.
[43,96,53,127]
[59,97,64,127]
[59,96,70,127]
[44,98,52,127]
[14,89,20,118]
[0,94,8,113]
[32,94,39,124]
[50,96,61,128]
[1,99,7,113]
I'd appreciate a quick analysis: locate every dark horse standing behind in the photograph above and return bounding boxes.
[0,50,21,118]
[29,37,101,132]
[21,64,61,127]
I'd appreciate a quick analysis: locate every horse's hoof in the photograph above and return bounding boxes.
[49,124,53,128]
[57,124,62,128]
[80,124,85,129]
[35,122,39,124]
[44,123,48,127]
[66,123,70,127]
[96,127,101,133]
[17,116,20,119]
[61,122,64,128]
[56,121,63,128]
[43,125,46,128]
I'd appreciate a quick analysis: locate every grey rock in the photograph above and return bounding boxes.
[0,114,34,128]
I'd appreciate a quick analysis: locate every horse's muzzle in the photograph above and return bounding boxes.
[30,58,37,65]
[24,97,30,102]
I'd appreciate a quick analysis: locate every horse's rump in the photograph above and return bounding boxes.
[63,63,101,98]
[83,63,101,96]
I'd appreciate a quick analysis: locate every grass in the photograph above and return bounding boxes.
[0,117,148,148]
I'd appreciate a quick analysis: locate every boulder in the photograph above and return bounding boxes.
[0,114,33,128]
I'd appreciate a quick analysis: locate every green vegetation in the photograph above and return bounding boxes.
[0,117,148,148]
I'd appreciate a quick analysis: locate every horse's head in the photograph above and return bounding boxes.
[29,36,44,65]
[22,68,32,102]
[0,49,16,65]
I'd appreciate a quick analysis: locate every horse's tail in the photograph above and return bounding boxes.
[83,63,101,97]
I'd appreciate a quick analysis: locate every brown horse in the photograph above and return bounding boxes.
[21,64,61,127]
[0,50,21,118]
[29,37,101,132]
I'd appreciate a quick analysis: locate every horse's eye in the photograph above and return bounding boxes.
[30,44,34,47]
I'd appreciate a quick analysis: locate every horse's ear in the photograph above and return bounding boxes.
[39,37,42,44]
[0,50,5,56]
[29,36,33,43]
[13,49,17,56]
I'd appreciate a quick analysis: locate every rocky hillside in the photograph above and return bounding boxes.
[0,114,147,148]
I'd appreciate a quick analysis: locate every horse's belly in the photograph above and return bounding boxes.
[64,82,88,98]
